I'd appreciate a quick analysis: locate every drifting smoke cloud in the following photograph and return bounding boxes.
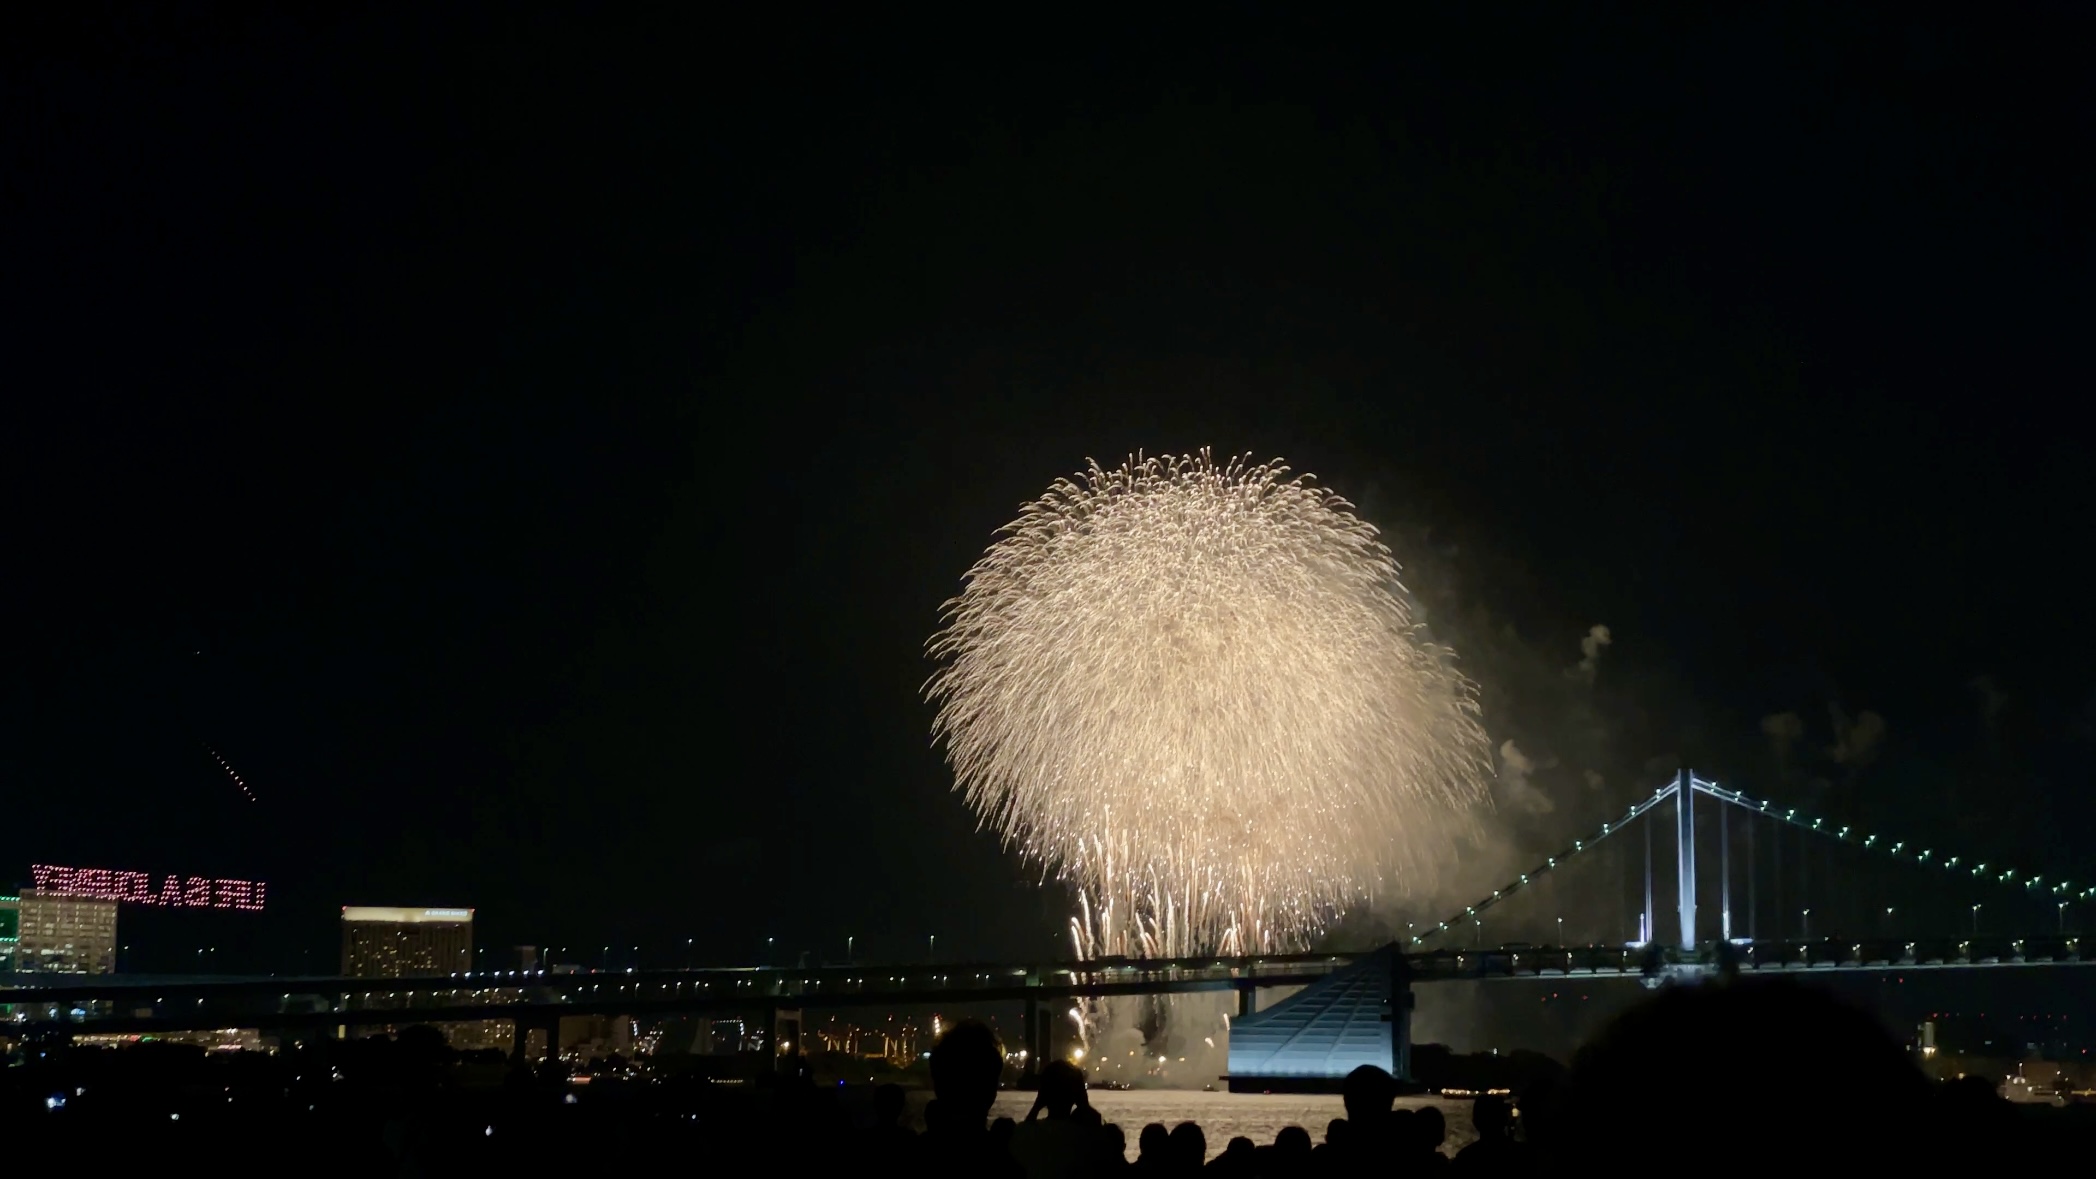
[1760,711,1805,776]
[1569,624,1612,683]
[1497,739,1557,815]
[1969,675,2009,734]
[1827,705,1887,768]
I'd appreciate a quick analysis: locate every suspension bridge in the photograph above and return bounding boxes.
[1403,768,2091,967]
[4,768,2087,1082]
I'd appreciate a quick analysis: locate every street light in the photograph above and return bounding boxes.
[847,936,854,965]
[929,934,937,963]
[1801,909,1811,940]
[1971,904,1982,935]
[2060,902,2069,933]
[1555,917,1564,946]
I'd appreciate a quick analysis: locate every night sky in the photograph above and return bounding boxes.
[6,7,2090,973]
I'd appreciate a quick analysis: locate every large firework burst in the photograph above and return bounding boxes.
[926,451,1492,959]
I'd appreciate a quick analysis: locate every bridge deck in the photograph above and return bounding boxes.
[2,938,2084,1038]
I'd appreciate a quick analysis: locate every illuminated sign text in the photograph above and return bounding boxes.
[29,865,267,911]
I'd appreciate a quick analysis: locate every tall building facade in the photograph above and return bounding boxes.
[340,907,473,977]
[338,906,507,1051]
[0,895,17,970]
[1,890,118,974]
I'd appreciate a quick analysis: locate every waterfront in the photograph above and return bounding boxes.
[948,1090,1477,1162]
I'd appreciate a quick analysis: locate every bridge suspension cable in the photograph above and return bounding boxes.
[1409,770,2090,950]
[1408,783,1680,948]
[1690,778,2094,903]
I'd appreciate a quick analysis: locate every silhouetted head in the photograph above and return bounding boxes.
[1514,1074,1562,1143]
[1102,1122,1127,1159]
[1472,1094,1510,1139]
[1170,1120,1207,1164]
[1035,1059,1086,1117]
[395,1024,450,1063]
[1941,1073,2003,1110]
[873,1082,905,1125]
[928,1020,1003,1123]
[989,1115,1016,1148]
[1932,1073,2016,1160]
[1416,1104,1446,1148]
[1138,1122,1169,1158]
[1342,1064,1397,1125]
[1556,979,1929,1166]
[1274,1124,1312,1154]
[1224,1136,1255,1160]
[1324,1117,1349,1146]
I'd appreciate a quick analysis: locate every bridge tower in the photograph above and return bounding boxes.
[1676,768,1696,952]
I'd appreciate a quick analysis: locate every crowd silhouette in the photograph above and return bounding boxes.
[3,978,2090,1174]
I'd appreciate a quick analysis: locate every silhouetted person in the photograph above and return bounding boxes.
[1134,1122,1171,1172]
[1010,1060,1100,1178]
[1451,1096,1518,1174]
[1549,979,1931,1168]
[1270,1123,1312,1175]
[918,1021,1021,1178]
[1412,1104,1451,1171]
[1387,1106,1417,1151]
[1207,1135,1256,1173]
[867,1082,915,1161]
[1343,1064,1396,1136]
[1169,1120,1207,1172]
[1932,1076,2016,1170]
[1099,1122,1131,1170]
[1309,1063,1397,1168]
[1308,1114,1349,1169]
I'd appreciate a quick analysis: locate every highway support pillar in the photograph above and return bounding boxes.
[1023,998,1045,1083]
[511,1011,559,1067]
[770,1006,803,1077]
[1386,946,1415,1083]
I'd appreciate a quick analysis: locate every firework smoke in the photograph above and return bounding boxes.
[926,451,1493,963]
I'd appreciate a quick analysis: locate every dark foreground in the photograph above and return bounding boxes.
[5,979,2090,1175]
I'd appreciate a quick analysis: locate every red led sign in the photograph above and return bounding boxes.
[29,864,267,911]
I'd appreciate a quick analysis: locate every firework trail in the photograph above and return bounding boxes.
[204,744,258,803]
[926,451,1492,965]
